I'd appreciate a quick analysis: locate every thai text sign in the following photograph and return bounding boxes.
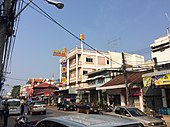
[143,74,170,87]
[53,48,67,56]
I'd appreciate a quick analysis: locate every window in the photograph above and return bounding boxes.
[86,58,93,63]
[98,56,105,65]
[115,107,121,114]
[83,70,88,75]
[107,60,109,64]
[36,121,68,127]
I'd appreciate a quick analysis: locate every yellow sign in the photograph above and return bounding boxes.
[62,77,67,83]
[80,34,84,41]
[155,74,170,86]
[53,48,67,56]
[143,76,152,87]
[143,74,170,87]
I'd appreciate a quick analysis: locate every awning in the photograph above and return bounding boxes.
[77,86,96,91]
[53,89,68,93]
[142,70,170,77]
[35,89,54,96]
[97,84,125,90]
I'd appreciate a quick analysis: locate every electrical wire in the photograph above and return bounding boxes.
[29,0,123,66]
[5,0,156,83]
[8,0,24,73]
[3,0,24,83]
[5,76,27,81]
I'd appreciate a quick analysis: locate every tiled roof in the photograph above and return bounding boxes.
[35,89,54,96]
[35,82,57,88]
[101,71,148,88]
[26,78,44,84]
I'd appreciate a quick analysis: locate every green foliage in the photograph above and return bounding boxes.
[96,100,102,108]
[11,85,20,98]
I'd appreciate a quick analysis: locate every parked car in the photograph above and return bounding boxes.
[113,106,167,127]
[57,101,76,111]
[76,102,103,114]
[7,98,20,115]
[28,100,47,115]
[34,114,142,127]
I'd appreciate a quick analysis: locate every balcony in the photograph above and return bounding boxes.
[69,61,82,70]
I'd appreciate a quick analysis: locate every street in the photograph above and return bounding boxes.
[8,107,76,127]
[7,106,170,127]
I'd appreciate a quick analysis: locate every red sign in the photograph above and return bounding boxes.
[129,88,141,96]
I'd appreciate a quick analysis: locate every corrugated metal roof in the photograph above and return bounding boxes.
[100,71,148,88]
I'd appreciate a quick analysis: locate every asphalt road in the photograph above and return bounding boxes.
[7,107,170,127]
[8,107,76,127]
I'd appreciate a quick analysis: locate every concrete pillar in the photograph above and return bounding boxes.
[98,91,100,102]
[139,88,144,112]
[121,94,126,106]
[161,88,167,107]
[107,94,110,105]
[76,53,78,86]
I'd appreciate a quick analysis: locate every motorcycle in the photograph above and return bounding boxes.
[14,115,37,127]
[145,109,163,120]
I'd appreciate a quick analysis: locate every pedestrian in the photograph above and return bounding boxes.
[20,102,24,116]
[3,101,9,127]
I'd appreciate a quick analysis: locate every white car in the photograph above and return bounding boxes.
[7,99,21,115]
[35,114,142,127]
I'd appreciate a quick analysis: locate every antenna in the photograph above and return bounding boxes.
[165,13,170,22]
[165,13,170,36]
[108,38,120,51]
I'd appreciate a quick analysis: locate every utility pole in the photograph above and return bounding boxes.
[0,0,12,90]
[122,52,129,106]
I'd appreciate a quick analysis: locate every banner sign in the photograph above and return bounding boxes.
[143,74,170,87]
[143,77,152,87]
[155,74,170,86]
[53,48,67,57]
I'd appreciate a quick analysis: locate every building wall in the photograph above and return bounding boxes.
[59,48,111,90]
[151,35,170,65]
[109,52,145,68]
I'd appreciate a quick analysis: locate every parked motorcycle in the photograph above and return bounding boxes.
[145,109,163,120]
[102,104,114,112]
[14,115,37,127]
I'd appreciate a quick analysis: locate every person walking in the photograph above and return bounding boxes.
[20,103,24,116]
[3,102,9,127]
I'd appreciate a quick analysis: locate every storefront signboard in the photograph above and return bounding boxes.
[143,73,170,87]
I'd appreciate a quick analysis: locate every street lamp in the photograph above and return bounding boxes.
[46,0,64,9]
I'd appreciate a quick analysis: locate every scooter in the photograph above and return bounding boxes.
[14,115,37,127]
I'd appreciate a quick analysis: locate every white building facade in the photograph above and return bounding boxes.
[58,46,145,103]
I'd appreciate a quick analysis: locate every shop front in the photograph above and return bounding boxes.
[142,70,170,113]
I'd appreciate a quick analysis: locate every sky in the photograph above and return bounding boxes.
[3,0,170,92]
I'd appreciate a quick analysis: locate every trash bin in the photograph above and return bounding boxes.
[167,108,170,115]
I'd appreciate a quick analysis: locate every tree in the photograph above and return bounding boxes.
[11,85,20,98]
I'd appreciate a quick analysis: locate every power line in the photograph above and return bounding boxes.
[29,1,123,66]
[5,76,27,81]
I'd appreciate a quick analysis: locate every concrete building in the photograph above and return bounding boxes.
[57,46,145,103]
[142,29,170,113]
[151,30,170,65]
